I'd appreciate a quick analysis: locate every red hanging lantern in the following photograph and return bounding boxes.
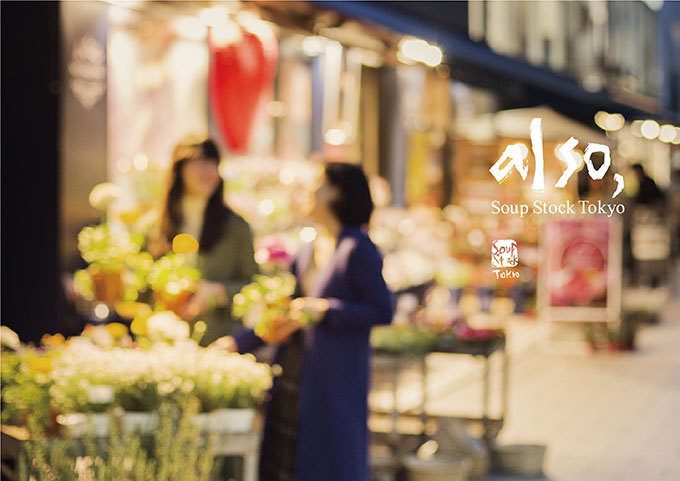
[208,17,278,154]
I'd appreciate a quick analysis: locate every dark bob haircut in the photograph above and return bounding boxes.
[324,162,374,226]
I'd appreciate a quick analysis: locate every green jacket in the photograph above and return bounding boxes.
[195,212,258,345]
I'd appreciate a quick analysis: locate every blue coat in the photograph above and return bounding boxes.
[234,225,394,481]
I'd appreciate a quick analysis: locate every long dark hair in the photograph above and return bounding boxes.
[156,138,231,255]
[324,162,374,226]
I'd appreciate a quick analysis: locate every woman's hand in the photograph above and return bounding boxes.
[177,281,228,320]
[290,297,330,324]
[209,335,238,352]
[261,317,302,344]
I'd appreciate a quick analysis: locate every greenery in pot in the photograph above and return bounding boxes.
[20,400,216,481]
[114,378,162,412]
[1,348,55,429]
[370,325,438,354]
[148,253,201,312]
[232,273,313,338]
[73,224,154,304]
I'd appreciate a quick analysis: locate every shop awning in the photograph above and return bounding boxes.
[319,1,662,124]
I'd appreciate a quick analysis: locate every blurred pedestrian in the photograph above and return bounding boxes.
[631,163,665,207]
[150,137,257,345]
[213,162,394,481]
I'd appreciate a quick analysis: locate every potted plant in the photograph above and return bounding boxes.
[74,224,151,305]
[1,346,57,433]
[148,235,201,316]
[232,273,314,338]
[115,378,161,433]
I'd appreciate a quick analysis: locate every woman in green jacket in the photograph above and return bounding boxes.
[149,138,257,345]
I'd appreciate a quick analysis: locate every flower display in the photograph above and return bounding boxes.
[254,235,293,273]
[73,224,153,304]
[0,326,273,429]
[146,311,191,343]
[370,325,438,354]
[77,225,144,273]
[148,252,200,311]
[232,273,311,337]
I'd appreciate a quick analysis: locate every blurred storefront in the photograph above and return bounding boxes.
[4,0,679,339]
[3,2,680,480]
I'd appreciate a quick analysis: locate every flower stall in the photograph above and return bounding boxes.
[0,316,271,481]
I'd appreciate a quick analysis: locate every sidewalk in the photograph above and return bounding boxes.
[371,271,680,481]
[494,295,680,481]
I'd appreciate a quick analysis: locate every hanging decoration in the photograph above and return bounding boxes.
[208,15,278,154]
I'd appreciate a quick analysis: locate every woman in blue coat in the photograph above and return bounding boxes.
[214,162,393,481]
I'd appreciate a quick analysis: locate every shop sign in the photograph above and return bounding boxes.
[491,239,520,280]
[488,117,626,218]
[538,218,622,324]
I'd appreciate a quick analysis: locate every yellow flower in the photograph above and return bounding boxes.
[172,234,199,255]
[115,301,151,319]
[106,322,129,339]
[131,312,151,336]
[29,357,53,374]
[41,333,65,348]
[117,206,143,225]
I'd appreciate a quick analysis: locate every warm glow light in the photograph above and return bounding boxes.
[467,229,485,247]
[279,168,295,185]
[605,113,625,131]
[594,111,609,130]
[210,20,242,47]
[133,152,148,171]
[595,111,624,131]
[117,157,131,173]
[324,128,347,146]
[673,127,680,145]
[108,5,136,25]
[236,12,272,37]
[397,218,416,237]
[641,120,660,140]
[617,140,635,158]
[254,248,269,264]
[354,48,383,68]
[658,124,676,143]
[302,36,325,56]
[630,120,644,137]
[258,199,275,216]
[199,6,230,27]
[267,101,286,118]
[300,227,317,243]
[398,38,442,67]
[94,303,110,319]
[172,16,207,41]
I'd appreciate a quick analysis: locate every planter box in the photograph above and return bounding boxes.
[122,411,158,434]
[192,412,212,431]
[210,409,256,433]
[57,412,110,437]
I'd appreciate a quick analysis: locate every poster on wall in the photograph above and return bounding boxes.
[538,217,622,324]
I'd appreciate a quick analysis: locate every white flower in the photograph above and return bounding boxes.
[88,182,121,211]
[0,326,20,350]
[147,311,190,343]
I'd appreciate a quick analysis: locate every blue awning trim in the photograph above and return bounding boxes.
[317,1,659,118]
